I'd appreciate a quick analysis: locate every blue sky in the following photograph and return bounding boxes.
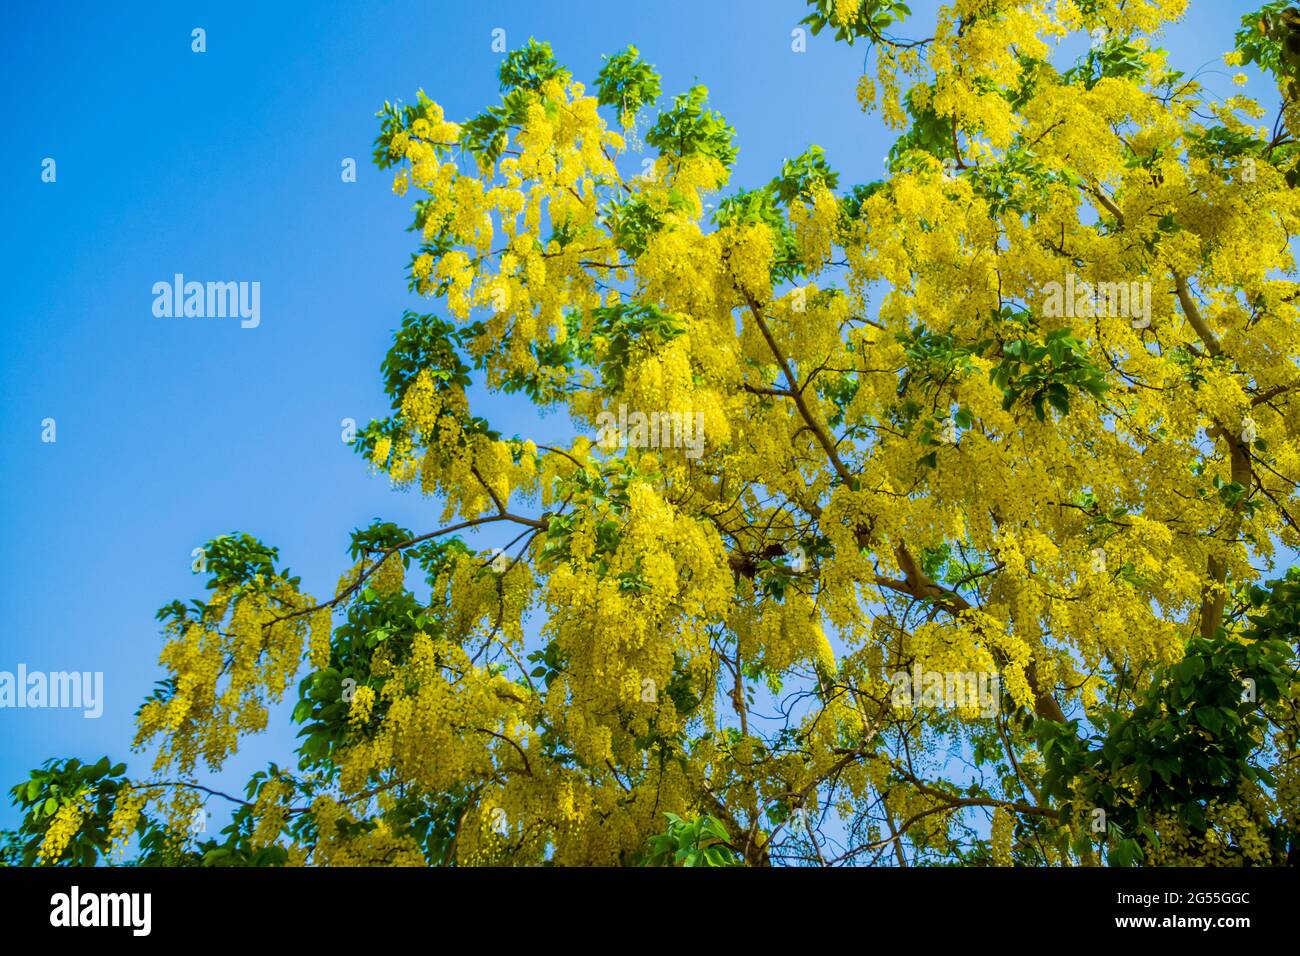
[0,0,1267,834]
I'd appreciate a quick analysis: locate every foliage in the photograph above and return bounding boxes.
[642,813,742,866]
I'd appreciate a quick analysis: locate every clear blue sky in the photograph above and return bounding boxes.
[0,0,1265,832]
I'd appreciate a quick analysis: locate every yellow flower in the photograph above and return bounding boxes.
[349,684,376,726]
[37,796,87,865]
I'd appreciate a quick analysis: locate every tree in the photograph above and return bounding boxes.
[8,0,1300,867]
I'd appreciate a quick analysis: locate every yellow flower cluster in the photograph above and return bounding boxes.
[251,777,294,849]
[1147,799,1274,866]
[371,553,405,595]
[136,582,313,775]
[308,608,332,671]
[36,794,88,864]
[299,796,426,866]
[790,184,841,273]
[106,785,146,860]
[348,684,376,727]
[990,806,1015,866]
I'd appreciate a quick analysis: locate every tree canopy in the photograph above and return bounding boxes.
[8,0,1300,867]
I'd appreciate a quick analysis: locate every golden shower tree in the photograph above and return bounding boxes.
[8,0,1300,866]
